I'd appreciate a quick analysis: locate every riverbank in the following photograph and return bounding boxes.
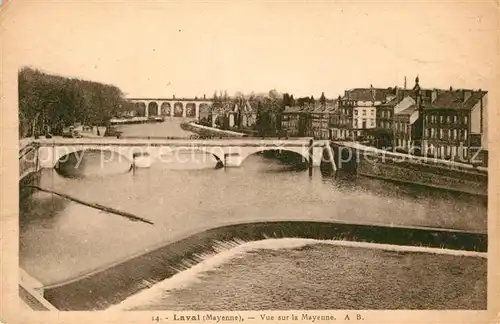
[41,220,486,310]
[110,116,165,125]
[331,142,488,197]
[180,122,247,138]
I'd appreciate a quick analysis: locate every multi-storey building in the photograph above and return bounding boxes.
[373,78,445,150]
[422,89,487,164]
[281,101,335,139]
[329,96,353,140]
[305,103,334,139]
[393,97,419,151]
[330,86,393,140]
[281,106,301,137]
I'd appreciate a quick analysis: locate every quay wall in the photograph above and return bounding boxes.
[42,220,486,311]
[331,143,488,197]
[180,122,247,138]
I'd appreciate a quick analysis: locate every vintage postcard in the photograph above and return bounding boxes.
[1,0,499,323]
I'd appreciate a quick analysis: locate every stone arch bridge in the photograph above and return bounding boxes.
[128,97,213,119]
[34,138,335,170]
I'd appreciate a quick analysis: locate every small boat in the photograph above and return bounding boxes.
[132,152,151,168]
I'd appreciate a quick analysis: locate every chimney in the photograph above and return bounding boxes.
[371,85,376,102]
[203,94,206,100]
[463,90,472,103]
[173,94,176,99]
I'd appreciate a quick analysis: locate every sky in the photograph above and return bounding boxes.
[1,1,498,99]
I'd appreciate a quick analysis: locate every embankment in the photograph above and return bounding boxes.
[41,220,486,310]
[180,122,247,138]
[331,142,488,197]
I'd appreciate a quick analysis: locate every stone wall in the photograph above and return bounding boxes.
[357,154,487,196]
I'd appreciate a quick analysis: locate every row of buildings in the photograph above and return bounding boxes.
[280,77,488,164]
[198,99,259,130]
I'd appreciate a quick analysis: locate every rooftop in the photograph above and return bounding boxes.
[395,105,417,116]
[343,87,394,102]
[425,90,486,110]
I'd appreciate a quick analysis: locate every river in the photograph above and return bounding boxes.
[19,119,488,310]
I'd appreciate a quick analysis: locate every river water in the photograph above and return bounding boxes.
[19,120,488,310]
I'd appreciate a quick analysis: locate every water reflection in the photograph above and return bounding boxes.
[56,150,132,178]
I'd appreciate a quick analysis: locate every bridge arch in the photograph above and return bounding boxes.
[42,146,134,169]
[156,146,224,168]
[148,102,159,116]
[173,102,184,117]
[161,102,171,116]
[239,147,311,168]
[135,102,147,117]
[185,103,196,118]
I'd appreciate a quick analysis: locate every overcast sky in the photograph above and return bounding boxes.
[2,1,497,98]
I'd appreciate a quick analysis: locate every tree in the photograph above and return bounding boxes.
[18,67,129,136]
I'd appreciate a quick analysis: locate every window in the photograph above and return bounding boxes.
[440,115,444,123]
[464,116,468,124]
[371,119,375,126]
[354,110,358,116]
[464,129,468,139]
[453,129,457,140]
[446,116,451,123]
[453,115,457,124]
[426,115,429,123]
[426,128,431,138]
[362,110,366,116]
[439,128,444,139]
[371,110,375,116]
[448,129,451,139]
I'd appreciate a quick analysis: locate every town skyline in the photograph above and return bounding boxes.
[4,1,496,99]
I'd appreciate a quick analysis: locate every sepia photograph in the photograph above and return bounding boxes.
[1,0,498,323]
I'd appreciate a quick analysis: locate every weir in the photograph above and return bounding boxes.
[40,220,486,311]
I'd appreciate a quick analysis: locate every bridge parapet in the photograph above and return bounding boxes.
[34,138,332,169]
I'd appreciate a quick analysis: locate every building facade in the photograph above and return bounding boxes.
[329,95,354,140]
[281,106,306,137]
[330,86,393,140]
[422,89,487,163]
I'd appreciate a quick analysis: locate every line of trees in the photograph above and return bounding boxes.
[18,67,131,137]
